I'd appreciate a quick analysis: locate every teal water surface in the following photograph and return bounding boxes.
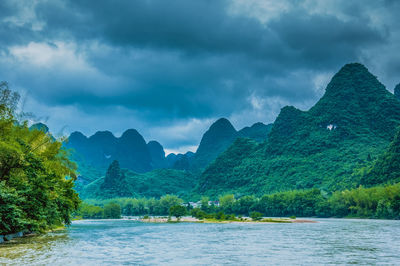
[1,218,400,265]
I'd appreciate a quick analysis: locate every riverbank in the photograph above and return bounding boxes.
[0,225,66,244]
[139,216,317,223]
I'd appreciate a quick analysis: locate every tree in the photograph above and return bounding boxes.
[200,196,210,212]
[219,194,235,213]
[103,203,121,219]
[158,194,182,215]
[169,205,186,221]
[250,211,263,221]
[0,82,80,234]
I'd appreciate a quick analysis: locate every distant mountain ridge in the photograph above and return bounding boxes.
[191,118,272,170]
[67,129,153,173]
[67,119,272,177]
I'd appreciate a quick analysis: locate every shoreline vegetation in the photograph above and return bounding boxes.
[74,182,400,222]
[0,83,79,241]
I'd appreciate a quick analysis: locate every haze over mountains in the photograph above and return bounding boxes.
[66,119,272,174]
[61,63,400,200]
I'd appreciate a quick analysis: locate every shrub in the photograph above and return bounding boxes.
[250,211,263,221]
[215,211,226,220]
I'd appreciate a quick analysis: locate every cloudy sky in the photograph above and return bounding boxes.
[1,0,399,153]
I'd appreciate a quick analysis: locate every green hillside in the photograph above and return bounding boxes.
[197,63,400,197]
[189,118,272,171]
[359,127,400,186]
[79,161,196,199]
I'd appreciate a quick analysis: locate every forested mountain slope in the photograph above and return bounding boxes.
[189,118,272,171]
[197,63,400,197]
[359,127,400,186]
[80,160,196,199]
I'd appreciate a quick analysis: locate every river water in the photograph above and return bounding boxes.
[1,218,399,265]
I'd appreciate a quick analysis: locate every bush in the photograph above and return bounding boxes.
[250,211,263,221]
[215,211,226,220]
[191,208,207,220]
[226,214,236,220]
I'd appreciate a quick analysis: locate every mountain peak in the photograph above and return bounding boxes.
[147,140,166,168]
[307,63,400,139]
[193,118,238,169]
[323,62,382,98]
[90,131,115,141]
[208,118,236,133]
[338,62,369,73]
[69,131,87,143]
[120,129,142,139]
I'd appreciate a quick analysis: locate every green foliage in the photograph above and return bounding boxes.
[199,196,210,212]
[327,184,400,219]
[103,203,121,219]
[80,167,196,200]
[254,188,325,217]
[0,181,25,234]
[190,208,207,220]
[85,194,183,216]
[215,211,226,220]
[0,83,80,234]
[169,205,186,220]
[159,195,183,214]
[75,202,103,219]
[359,127,400,186]
[219,194,235,213]
[250,211,263,221]
[82,181,400,220]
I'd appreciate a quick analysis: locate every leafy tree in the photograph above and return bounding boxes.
[103,203,121,219]
[219,194,235,213]
[0,82,80,234]
[169,205,186,221]
[75,202,104,219]
[200,196,210,212]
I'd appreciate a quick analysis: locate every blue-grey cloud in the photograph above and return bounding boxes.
[0,0,399,150]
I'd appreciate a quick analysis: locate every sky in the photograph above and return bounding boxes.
[1,0,399,154]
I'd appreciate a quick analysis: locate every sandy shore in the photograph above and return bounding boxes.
[139,216,317,224]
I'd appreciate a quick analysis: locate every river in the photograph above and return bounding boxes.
[1,218,400,265]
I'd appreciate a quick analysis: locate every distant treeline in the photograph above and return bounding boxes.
[79,183,400,219]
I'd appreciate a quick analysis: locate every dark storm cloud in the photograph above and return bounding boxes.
[0,0,399,150]
[29,0,386,110]
[36,0,274,56]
